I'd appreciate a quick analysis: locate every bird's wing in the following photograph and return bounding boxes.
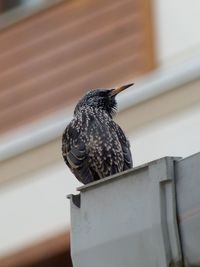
[86,118,132,179]
[62,123,94,184]
[111,122,133,170]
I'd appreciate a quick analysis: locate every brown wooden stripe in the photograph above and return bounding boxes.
[0,230,71,267]
[0,14,141,89]
[0,34,143,110]
[0,0,155,134]
[0,0,139,74]
[0,56,143,133]
[0,0,138,51]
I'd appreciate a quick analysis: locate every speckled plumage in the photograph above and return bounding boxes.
[62,84,133,184]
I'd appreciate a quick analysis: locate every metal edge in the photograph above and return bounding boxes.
[77,156,182,192]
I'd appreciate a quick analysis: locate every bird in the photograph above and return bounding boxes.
[62,83,133,184]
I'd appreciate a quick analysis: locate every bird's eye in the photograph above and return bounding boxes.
[99,90,111,97]
[99,92,106,97]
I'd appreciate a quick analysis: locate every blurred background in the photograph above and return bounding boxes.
[0,0,200,266]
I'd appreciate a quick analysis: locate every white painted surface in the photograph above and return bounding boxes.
[0,163,80,256]
[154,0,200,65]
[131,104,200,166]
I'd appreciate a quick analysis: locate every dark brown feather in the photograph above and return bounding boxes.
[62,87,133,184]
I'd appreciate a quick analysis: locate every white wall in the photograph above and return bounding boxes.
[0,163,80,256]
[131,104,200,166]
[154,0,200,65]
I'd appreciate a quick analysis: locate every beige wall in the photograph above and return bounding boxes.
[154,0,200,65]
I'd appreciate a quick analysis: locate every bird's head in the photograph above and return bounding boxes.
[74,83,134,117]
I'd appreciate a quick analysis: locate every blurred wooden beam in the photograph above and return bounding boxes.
[140,0,156,71]
[0,0,156,134]
[0,231,72,267]
[0,1,3,13]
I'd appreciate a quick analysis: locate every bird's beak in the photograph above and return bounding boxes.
[111,83,134,96]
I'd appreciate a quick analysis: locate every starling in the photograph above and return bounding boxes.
[62,83,133,184]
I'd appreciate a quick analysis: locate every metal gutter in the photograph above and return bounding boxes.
[1,55,200,161]
[69,156,183,266]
